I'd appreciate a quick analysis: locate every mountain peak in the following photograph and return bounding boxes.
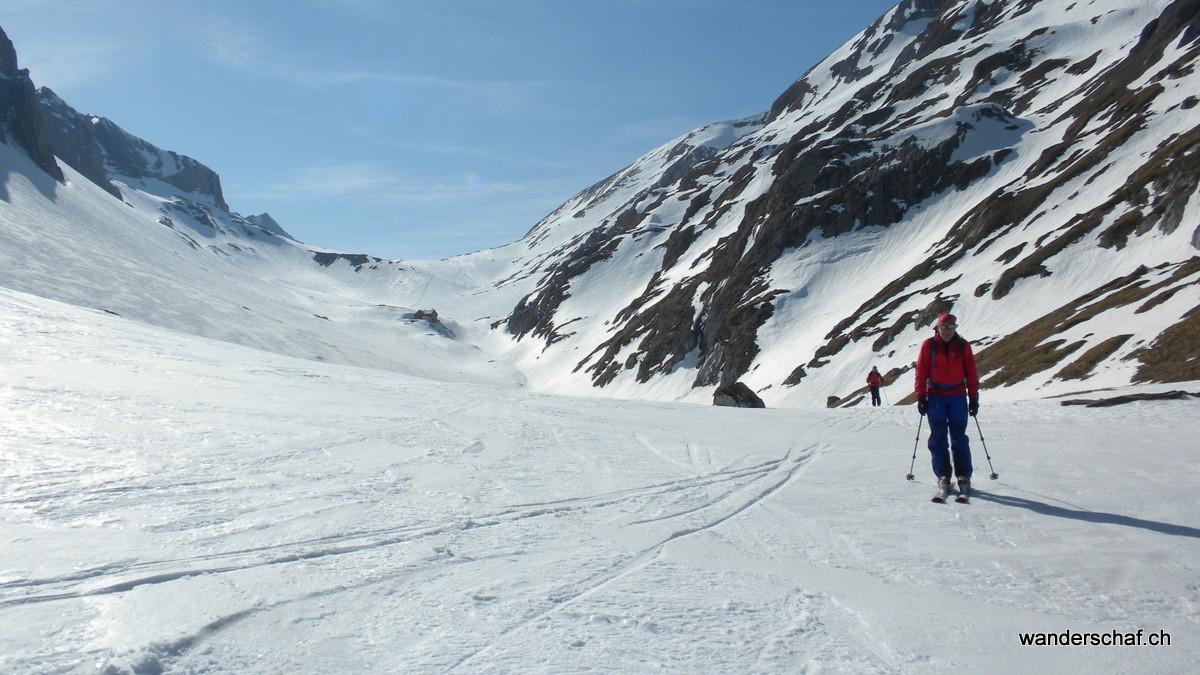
[0,26,63,182]
[245,212,296,241]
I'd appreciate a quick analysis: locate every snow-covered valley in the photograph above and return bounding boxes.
[3,1,1200,671]
[2,288,1196,673]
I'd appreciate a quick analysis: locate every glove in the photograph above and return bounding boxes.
[917,398,929,416]
[968,397,979,417]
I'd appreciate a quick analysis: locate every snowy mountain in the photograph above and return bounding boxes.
[0,26,521,388]
[4,1,1200,411]
[451,0,1200,408]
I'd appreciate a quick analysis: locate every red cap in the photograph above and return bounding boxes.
[935,313,957,327]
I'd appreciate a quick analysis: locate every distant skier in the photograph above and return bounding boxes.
[866,366,883,406]
[914,313,980,497]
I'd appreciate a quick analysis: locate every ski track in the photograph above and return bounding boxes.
[1,413,862,672]
[444,415,866,671]
[4,297,1197,672]
[0,458,782,605]
[5,430,812,587]
[633,431,695,473]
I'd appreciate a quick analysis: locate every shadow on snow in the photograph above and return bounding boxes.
[972,490,1200,539]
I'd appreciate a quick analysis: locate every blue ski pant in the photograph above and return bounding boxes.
[927,394,972,480]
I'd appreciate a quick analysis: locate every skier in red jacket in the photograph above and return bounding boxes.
[914,313,980,496]
[866,366,883,406]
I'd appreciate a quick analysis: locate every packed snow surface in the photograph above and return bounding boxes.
[2,288,1196,673]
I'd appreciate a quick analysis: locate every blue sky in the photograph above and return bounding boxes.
[3,0,898,260]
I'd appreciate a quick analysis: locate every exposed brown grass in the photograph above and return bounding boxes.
[1053,334,1133,381]
[784,364,807,386]
[975,268,1153,388]
[1065,51,1101,76]
[1135,257,1200,313]
[982,339,1086,389]
[1098,210,1144,249]
[1131,304,1200,383]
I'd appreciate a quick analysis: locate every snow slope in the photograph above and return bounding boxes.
[3,288,1196,673]
[0,141,522,389]
[427,0,1200,408]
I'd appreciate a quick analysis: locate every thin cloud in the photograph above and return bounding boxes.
[191,19,568,116]
[232,161,589,216]
[238,162,405,202]
[612,114,716,146]
[195,21,354,88]
[1,18,128,92]
[17,40,123,91]
[369,137,579,171]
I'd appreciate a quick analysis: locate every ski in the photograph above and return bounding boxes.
[931,485,951,503]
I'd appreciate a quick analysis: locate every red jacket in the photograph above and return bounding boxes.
[915,334,979,398]
[866,370,882,386]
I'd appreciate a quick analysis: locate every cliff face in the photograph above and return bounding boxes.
[0,26,63,182]
[36,88,229,210]
[0,25,228,211]
[35,88,120,197]
[87,113,229,210]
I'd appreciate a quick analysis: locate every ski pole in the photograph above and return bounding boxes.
[973,415,999,480]
[906,415,923,481]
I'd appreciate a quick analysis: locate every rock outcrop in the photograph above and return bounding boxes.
[713,382,767,408]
